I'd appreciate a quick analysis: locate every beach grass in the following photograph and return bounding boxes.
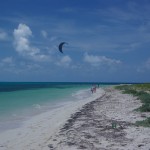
[135,117,150,127]
[115,83,150,127]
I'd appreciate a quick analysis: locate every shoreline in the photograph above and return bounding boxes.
[0,87,150,150]
[0,88,105,150]
[0,87,92,133]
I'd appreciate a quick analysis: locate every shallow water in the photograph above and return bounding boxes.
[0,83,92,132]
[0,82,112,132]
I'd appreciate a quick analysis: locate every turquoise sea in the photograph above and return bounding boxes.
[0,82,114,132]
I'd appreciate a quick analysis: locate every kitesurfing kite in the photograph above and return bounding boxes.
[58,42,68,53]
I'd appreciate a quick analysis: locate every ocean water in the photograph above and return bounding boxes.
[0,82,111,132]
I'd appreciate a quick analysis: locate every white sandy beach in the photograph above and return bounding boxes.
[0,87,150,150]
[0,88,105,150]
[46,88,150,150]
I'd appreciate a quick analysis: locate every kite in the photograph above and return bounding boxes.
[58,42,68,53]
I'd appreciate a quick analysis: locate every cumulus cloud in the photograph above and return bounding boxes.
[83,53,121,67]
[56,55,72,67]
[13,23,48,61]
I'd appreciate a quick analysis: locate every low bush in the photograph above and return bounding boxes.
[122,89,138,95]
[138,104,150,112]
[138,93,150,104]
[136,117,150,127]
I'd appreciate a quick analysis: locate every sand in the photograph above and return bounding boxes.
[0,88,105,150]
[46,88,150,150]
[0,87,150,150]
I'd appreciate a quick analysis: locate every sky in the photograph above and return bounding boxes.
[0,0,150,82]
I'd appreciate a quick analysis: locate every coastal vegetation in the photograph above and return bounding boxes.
[115,83,150,127]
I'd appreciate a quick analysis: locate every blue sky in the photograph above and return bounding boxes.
[0,0,150,82]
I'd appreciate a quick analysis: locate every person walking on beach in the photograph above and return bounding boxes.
[91,86,96,93]
[93,86,96,93]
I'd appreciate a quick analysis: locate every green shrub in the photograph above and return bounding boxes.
[133,84,150,91]
[123,89,138,95]
[138,104,150,112]
[115,85,129,91]
[136,117,150,127]
[135,91,146,96]
[138,93,150,104]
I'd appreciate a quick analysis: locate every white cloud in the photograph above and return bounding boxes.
[56,55,72,67]
[0,31,8,41]
[13,23,48,61]
[61,55,72,63]
[41,30,48,39]
[0,57,44,74]
[83,53,121,67]
[49,36,58,42]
